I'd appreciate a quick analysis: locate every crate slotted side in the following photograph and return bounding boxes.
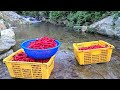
[3,49,55,79]
[73,40,114,65]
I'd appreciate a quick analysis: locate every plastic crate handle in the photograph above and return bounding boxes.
[99,40,115,49]
[73,43,83,52]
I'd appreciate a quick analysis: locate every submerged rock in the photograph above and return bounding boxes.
[73,26,88,32]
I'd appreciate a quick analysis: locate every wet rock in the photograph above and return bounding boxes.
[89,15,120,39]
[0,49,13,60]
[73,26,88,32]
[67,46,73,50]
[1,28,15,39]
[0,11,32,25]
[73,26,82,32]
[38,11,48,20]
[117,47,120,50]
[55,76,64,79]
[0,29,16,55]
[68,59,72,62]
[90,16,114,28]
[71,72,79,77]
[63,20,68,25]
[0,37,16,53]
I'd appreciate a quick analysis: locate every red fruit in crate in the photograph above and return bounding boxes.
[78,44,106,50]
[13,52,50,63]
[30,59,35,62]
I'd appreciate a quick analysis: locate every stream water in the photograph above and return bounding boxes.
[1,22,120,79]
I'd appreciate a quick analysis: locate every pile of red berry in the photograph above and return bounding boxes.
[12,52,50,63]
[28,36,57,49]
[78,44,107,50]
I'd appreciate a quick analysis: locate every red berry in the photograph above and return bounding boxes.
[12,52,50,63]
[28,36,57,49]
[78,44,107,50]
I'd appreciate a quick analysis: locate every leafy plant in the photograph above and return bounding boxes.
[49,11,67,21]
[16,11,117,29]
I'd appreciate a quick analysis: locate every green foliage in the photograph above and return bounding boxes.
[49,11,67,21]
[48,11,114,28]
[16,11,39,18]
[21,11,39,18]
[16,11,117,28]
[66,11,114,28]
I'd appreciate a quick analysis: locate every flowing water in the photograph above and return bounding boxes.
[1,22,120,79]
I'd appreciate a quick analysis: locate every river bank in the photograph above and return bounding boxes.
[0,22,120,79]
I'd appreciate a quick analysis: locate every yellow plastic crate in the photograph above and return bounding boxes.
[3,49,55,79]
[73,40,114,65]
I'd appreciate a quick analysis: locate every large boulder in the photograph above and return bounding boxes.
[0,11,30,25]
[1,28,15,39]
[89,15,120,39]
[0,17,16,60]
[0,37,16,54]
[0,29,16,54]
